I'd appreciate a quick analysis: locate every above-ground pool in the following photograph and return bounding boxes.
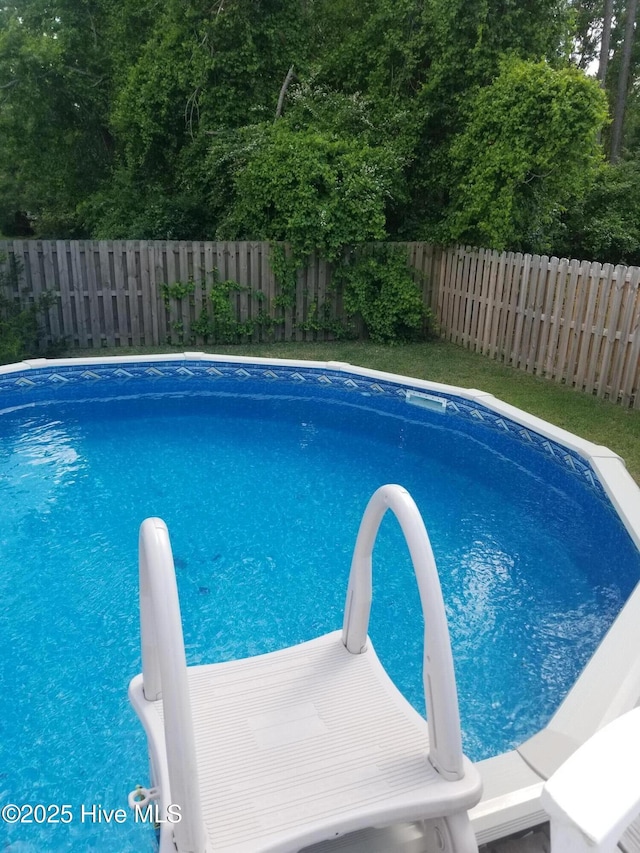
[1,353,639,852]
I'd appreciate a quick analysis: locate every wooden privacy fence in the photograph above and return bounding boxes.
[0,239,639,408]
[436,246,640,409]
[0,239,438,348]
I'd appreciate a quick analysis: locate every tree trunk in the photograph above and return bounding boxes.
[610,0,638,162]
[275,66,295,120]
[598,0,614,83]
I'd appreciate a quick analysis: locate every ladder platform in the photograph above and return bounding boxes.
[130,630,480,853]
[130,486,483,852]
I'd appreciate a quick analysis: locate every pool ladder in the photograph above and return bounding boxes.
[128,484,482,853]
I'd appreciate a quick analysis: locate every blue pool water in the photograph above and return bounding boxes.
[1,361,639,851]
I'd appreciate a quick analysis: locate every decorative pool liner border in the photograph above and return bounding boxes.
[0,353,614,501]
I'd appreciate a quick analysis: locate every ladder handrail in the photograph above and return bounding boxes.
[139,517,208,853]
[342,484,465,781]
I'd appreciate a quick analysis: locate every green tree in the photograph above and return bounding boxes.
[207,88,425,342]
[406,0,575,234]
[559,159,640,263]
[83,0,311,238]
[212,110,403,261]
[441,57,607,252]
[0,0,157,236]
[0,0,624,260]
[0,1,108,234]
[609,0,639,160]
[570,0,640,159]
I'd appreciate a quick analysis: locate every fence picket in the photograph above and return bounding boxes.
[188,241,201,346]
[97,242,115,348]
[41,240,61,343]
[536,256,559,376]
[461,248,478,346]
[11,240,26,299]
[412,242,428,312]
[424,244,440,316]
[620,277,640,408]
[519,254,541,370]
[262,243,280,341]
[437,248,448,338]
[526,257,549,374]
[575,263,602,391]
[145,242,160,346]
[317,252,330,343]
[463,247,476,344]
[584,263,613,394]
[306,253,318,342]
[564,261,591,387]
[625,314,640,407]
[470,249,488,350]
[69,242,89,348]
[25,241,47,351]
[555,259,580,384]
[294,247,306,343]
[448,247,461,343]
[610,268,640,403]
[544,258,569,379]
[137,240,152,347]
[625,318,640,409]
[237,242,249,337]
[113,242,130,346]
[503,252,523,365]
[597,266,626,399]
[162,242,179,345]
[510,253,531,366]
[491,252,512,361]
[84,241,102,348]
[247,241,260,342]
[26,240,42,304]
[479,250,499,355]
[176,241,191,345]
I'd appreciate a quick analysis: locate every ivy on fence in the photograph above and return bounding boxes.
[160,269,283,345]
[0,252,57,364]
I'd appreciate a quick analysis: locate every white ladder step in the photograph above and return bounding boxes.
[131,631,481,853]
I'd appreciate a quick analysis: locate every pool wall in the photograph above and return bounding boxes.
[3,351,640,844]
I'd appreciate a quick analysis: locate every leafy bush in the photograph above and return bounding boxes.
[338,245,429,343]
[217,120,402,263]
[442,57,608,253]
[209,90,424,343]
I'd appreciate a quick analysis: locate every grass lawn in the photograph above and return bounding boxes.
[64,339,640,484]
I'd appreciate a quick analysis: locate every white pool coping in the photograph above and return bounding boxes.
[4,352,640,845]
